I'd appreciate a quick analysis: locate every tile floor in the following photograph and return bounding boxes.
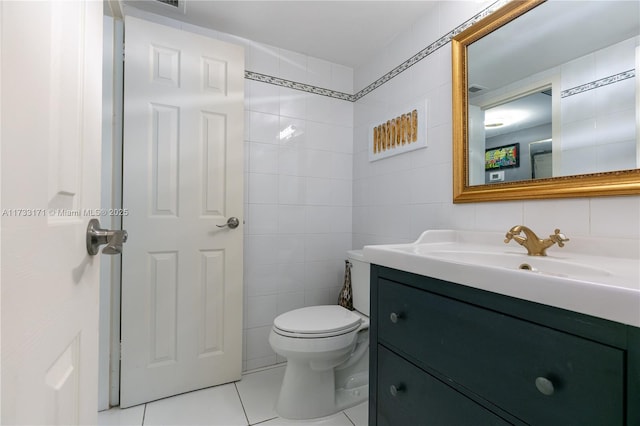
[98,365,368,426]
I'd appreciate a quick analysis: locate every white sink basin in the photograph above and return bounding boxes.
[364,230,640,327]
[423,250,611,279]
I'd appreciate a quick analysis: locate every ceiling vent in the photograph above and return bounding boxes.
[155,0,179,7]
[468,84,487,93]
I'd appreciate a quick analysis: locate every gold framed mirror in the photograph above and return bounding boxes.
[452,0,640,203]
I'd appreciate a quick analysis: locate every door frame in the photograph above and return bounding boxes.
[99,12,125,410]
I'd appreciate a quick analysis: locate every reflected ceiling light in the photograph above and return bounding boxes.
[484,110,529,129]
[279,125,297,140]
[485,119,505,128]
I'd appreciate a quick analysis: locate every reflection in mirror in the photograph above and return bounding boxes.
[469,88,552,185]
[452,0,640,202]
[530,138,552,180]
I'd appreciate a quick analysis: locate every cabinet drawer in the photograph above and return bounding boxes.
[377,345,510,426]
[378,279,625,425]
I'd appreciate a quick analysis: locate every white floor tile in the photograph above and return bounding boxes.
[260,412,354,426]
[98,405,145,426]
[344,401,368,426]
[235,365,286,424]
[97,365,369,426]
[143,384,247,426]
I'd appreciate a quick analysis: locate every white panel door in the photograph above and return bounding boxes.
[121,16,244,407]
[1,1,103,424]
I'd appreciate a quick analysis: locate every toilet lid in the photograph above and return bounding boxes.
[273,305,361,336]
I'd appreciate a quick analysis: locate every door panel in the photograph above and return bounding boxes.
[1,1,103,424]
[121,16,244,407]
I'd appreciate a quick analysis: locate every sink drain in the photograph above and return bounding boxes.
[519,263,537,272]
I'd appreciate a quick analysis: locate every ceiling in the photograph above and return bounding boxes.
[468,0,640,93]
[120,1,438,68]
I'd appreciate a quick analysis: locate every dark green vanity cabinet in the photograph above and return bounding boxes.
[369,265,640,426]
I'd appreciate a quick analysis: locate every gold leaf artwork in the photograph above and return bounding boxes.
[372,109,418,154]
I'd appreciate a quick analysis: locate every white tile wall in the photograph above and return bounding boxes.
[560,38,638,175]
[244,45,354,371]
[352,1,640,250]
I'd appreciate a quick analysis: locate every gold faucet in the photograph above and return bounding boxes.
[504,225,569,256]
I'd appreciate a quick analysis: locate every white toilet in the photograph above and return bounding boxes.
[269,250,370,420]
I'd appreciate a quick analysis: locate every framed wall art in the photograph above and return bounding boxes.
[368,101,427,162]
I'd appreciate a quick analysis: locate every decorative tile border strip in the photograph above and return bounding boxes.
[244,71,354,101]
[561,69,636,98]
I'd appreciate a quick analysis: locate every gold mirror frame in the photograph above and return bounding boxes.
[452,0,640,203]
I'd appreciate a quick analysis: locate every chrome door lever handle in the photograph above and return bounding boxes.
[216,217,240,229]
[86,218,128,255]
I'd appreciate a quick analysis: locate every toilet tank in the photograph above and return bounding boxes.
[347,250,370,316]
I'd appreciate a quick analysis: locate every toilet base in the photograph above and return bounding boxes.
[336,381,368,414]
[276,359,368,420]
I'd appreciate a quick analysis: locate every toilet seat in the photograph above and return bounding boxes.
[273,305,362,338]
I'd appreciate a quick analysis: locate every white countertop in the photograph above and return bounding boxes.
[363,230,640,327]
